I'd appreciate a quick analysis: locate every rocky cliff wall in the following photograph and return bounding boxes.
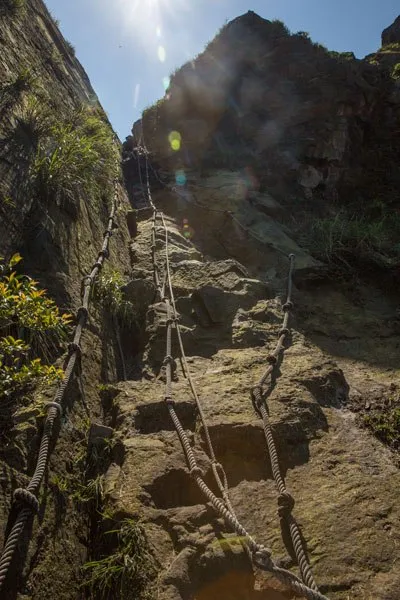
[0,5,400,600]
[116,11,400,600]
[0,2,134,598]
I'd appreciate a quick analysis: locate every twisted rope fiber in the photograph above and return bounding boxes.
[0,180,120,590]
[160,212,237,518]
[142,154,328,600]
[253,254,318,592]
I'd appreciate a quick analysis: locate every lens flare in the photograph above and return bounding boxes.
[175,169,186,186]
[168,130,181,151]
[158,45,166,62]
[181,218,194,239]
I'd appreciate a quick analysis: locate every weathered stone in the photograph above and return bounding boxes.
[122,278,155,308]
[89,423,114,444]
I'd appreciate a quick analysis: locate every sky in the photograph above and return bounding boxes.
[43,0,399,141]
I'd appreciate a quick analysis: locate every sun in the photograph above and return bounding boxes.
[111,0,191,53]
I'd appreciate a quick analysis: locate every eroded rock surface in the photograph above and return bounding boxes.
[101,209,400,599]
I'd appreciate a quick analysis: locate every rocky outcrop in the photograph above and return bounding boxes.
[0,2,132,598]
[114,11,400,600]
[140,12,400,212]
[382,15,400,45]
[100,202,400,599]
[1,5,400,600]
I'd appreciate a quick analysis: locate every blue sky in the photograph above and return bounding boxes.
[44,0,399,141]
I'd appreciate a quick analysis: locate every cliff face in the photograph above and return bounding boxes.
[0,2,133,598]
[1,5,400,600]
[118,11,400,600]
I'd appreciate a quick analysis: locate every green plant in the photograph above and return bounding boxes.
[328,50,355,61]
[94,268,135,325]
[379,42,400,53]
[65,40,76,56]
[305,209,400,269]
[392,63,400,79]
[50,473,69,494]
[0,253,69,404]
[30,105,119,214]
[13,94,54,153]
[73,475,104,506]
[82,518,157,599]
[363,408,400,449]
[0,0,26,16]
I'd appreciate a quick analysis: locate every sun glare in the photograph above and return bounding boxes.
[112,0,190,53]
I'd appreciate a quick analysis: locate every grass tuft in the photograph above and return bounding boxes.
[29,104,119,214]
[82,518,157,599]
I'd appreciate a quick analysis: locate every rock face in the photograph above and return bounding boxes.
[141,12,400,212]
[115,11,400,600]
[0,2,132,599]
[103,205,400,600]
[382,15,400,45]
[1,6,400,600]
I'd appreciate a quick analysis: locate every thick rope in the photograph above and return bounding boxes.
[252,254,318,592]
[0,180,120,590]
[142,153,328,600]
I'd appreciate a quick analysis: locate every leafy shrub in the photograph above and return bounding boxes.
[269,19,290,38]
[0,253,69,405]
[296,31,310,39]
[65,40,76,56]
[82,519,156,599]
[328,50,355,61]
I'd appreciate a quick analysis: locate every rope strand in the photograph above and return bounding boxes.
[0,179,120,591]
[143,150,328,600]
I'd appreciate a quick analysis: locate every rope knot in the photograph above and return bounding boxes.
[104,229,113,238]
[68,342,81,357]
[81,275,92,287]
[189,466,202,478]
[46,402,62,416]
[267,355,277,365]
[277,491,295,518]
[252,545,273,571]
[13,488,39,513]
[282,301,294,312]
[279,328,290,337]
[163,355,174,365]
[93,260,103,270]
[164,395,174,405]
[99,248,110,259]
[77,306,89,321]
